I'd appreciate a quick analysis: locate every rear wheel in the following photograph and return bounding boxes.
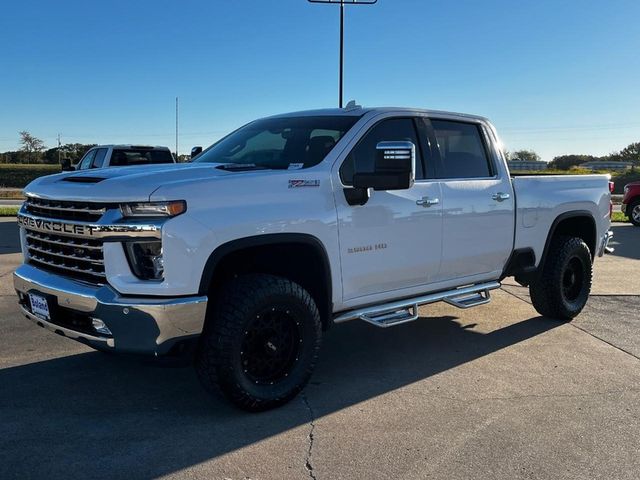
[629,199,640,227]
[529,236,592,320]
[196,274,322,411]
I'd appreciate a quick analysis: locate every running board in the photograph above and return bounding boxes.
[333,281,500,328]
[443,290,491,309]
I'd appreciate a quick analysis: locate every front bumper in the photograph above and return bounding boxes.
[14,264,208,355]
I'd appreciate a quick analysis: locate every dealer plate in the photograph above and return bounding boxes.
[28,293,50,321]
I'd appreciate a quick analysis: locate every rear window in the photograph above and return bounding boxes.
[110,149,174,167]
[431,120,493,179]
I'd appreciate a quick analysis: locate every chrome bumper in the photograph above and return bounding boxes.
[13,264,208,355]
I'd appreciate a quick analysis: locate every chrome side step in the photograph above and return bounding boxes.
[444,289,491,309]
[359,304,418,328]
[333,281,500,328]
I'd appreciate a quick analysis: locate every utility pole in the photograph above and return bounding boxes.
[175,97,179,162]
[57,133,61,164]
[308,0,378,108]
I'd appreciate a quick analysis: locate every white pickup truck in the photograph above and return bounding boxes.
[14,106,613,411]
[62,145,175,171]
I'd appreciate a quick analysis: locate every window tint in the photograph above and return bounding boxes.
[78,150,96,170]
[194,116,358,169]
[341,118,423,185]
[431,120,493,179]
[91,148,108,168]
[110,149,174,167]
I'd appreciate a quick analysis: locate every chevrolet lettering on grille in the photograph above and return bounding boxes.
[17,215,97,237]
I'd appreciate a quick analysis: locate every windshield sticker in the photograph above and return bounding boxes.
[288,163,304,170]
[289,179,320,189]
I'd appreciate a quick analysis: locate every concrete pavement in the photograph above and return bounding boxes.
[0,219,638,479]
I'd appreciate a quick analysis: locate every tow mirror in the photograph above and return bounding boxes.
[353,141,416,191]
[191,146,203,159]
[60,158,74,171]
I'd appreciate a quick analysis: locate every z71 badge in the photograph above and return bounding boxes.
[289,179,320,188]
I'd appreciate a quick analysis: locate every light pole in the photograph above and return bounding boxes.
[308,0,378,108]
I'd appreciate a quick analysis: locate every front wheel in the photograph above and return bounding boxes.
[529,236,592,320]
[196,274,322,411]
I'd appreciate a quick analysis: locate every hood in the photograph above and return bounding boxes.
[23,163,236,202]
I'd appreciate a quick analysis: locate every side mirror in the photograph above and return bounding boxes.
[191,146,203,159]
[353,141,416,191]
[60,158,74,171]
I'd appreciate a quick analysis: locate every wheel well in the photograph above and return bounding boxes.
[543,213,597,266]
[200,235,332,330]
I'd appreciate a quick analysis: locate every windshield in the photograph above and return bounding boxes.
[194,116,359,169]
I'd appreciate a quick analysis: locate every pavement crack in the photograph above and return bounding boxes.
[301,391,317,480]
[570,323,640,361]
[500,286,532,305]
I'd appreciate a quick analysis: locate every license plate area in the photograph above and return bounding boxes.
[28,292,51,321]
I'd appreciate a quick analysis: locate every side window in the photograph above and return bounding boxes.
[91,148,108,168]
[78,150,96,170]
[340,118,424,185]
[430,120,493,179]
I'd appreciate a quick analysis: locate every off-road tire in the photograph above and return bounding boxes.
[195,274,322,411]
[628,199,640,227]
[529,235,592,320]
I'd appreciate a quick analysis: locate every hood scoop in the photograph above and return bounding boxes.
[62,176,107,183]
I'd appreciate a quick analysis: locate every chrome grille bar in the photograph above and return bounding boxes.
[27,203,106,215]
[28,255,106,279]
[25,232,102,250]
[26,245,104,265]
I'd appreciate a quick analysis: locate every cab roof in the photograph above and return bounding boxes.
[269,106,490,123]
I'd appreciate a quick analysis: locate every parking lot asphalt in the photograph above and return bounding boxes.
[0,218,638,480]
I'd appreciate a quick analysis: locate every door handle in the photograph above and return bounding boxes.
[416,196,440,208]
[492,192,510,202]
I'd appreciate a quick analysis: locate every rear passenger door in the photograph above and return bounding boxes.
[424,118,514,282]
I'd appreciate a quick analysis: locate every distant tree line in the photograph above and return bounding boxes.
[506,142,639,170]
[0,132,96,165]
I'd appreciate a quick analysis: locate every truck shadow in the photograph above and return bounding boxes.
[0,314,561,479]
[0,219,20,255]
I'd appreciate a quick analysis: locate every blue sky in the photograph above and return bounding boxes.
[1,0,639,160]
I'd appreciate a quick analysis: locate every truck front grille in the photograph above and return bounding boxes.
[25,197,113,222]
[24,230,106,283]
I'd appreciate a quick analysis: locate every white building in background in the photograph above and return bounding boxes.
[581,161,633,171]
[507,160,548,171]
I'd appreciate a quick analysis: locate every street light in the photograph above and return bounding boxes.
[308,0,378,108]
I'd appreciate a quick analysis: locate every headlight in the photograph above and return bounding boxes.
[124,241,164,280]
[624,185,629,194]
[120,200,186,218]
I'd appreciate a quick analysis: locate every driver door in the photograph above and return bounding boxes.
[334,116,443,305]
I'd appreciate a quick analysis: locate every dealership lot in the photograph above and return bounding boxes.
[0,219,638,480]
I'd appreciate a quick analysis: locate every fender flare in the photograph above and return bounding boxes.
[198,233,333,321]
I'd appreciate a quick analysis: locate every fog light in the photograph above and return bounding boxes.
[124,241,164,280]
[91,318,112,336]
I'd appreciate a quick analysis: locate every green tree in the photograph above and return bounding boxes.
[510,149,541,162]
[19,131,46,163]
[548,154,596,170]
[617,142,640,166]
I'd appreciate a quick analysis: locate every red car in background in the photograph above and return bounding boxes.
[622,182,640,226]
